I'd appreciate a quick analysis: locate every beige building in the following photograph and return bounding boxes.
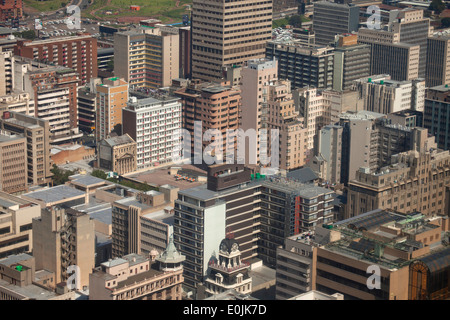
[95,77,129,143]
[0,191,41,259]
[0,253,75,300]
[114,25,179,89]
[240,58,278,166]
[426,34,450,88]
[112,185,178,258]
[98,134,137,175]
[89,245,184,300]
[0,92,34,115]
[314,209,449,300]
[0,111,52,188]
[267,80,308,171]
[32,206,95,289]
[0,49,13,96]
[190,0,272,81]
[0,132,27,194]
[346,147,450,219]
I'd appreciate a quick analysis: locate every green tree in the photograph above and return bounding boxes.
[91,169,108,180]
[442,17,450,27]
[288,15,303,28]
[429,0,446,13]
[51,165,75,186]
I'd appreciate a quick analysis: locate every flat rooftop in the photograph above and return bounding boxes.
[0,279,60,300]
[22,185,86,205]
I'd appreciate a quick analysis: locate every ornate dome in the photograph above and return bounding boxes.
[219,237,239,254]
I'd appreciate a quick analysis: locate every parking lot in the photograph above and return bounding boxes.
[35,18,101,38]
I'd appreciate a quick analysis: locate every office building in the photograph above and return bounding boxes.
[190,0,272,81]
[275,226,339,300]
[95,77,129,142]
[32,206,95,289]
[14,57,82,144]
[309,124,343,184]
[426,35,450,88]
[424,84,450,151]
[0,254,75,300]
[89,244,185,300]
[259,179,335,266]
[111,185,178,258]
[0,92,34,115]
[97,134,137,175]
[77,79,101,134]
[346,146,450,218]
[122,94,182,170]
[0,111,53,187]
[266,80,308,171]
[333,35,371,91]
[266,41,335,89]
[0,132,27,194]
[352,75,425,114]
[178,26,191,79]
[14,35,98,85]
[174,164,261,290]
[0,49,13,96]
[315,209,450,300]
[313,1,360,46]
[240,58,278,166]
[386,109,423,128]
[114,25,179,89]
[173,80,240,161]
[0,191,41,259]
[0,0,23,21]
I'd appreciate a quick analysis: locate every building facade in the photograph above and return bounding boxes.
[312,1,360,46]
[32,206,96,289]
[191,0,272,81]
[426,35,450,88]
[0,133,26,194]
[0,191,41,259]
[14,35,98,85]
[424,85,450,151]
[95,77,129,142]
[122,94,182,170]
[98,134,137,175]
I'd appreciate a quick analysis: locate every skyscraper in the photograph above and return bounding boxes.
[190,0,273,81]
[312,1,360,46]
[426,34,450,87]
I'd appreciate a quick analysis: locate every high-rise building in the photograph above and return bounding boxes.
[266,41,335,89]
[346,146,450,219]
[0,132,27,194]
[122,94,182,170]
[352,75,425,114]
[114,25,179,89]
[174,164,261,290]
[95,77,129,142]
[32,206,96,289]
[357,29,420,82]
[358,9,431,79]
[0,111,53,187]
[266,80,308,171]
[426,34,450,88]
[14,57,82,144]
[78,78,101,134]
[0,191,41,259]
[240,58,278,166]
[173,80,240,161]
[332,34,371,91]
[0,49,13,96]
[424,84,450,151]
[0,0,23,21]
[259,179,335,266]
[190,0,273,81]
[14,35,98,85]
[312,1,360,46]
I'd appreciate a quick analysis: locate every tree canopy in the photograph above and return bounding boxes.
[429,0,446,13]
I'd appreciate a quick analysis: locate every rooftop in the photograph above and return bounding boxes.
[103,134,135,147]
[22,185,86,205]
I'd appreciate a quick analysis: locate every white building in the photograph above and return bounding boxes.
[122,95,182,170]
[352,75,426,114]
